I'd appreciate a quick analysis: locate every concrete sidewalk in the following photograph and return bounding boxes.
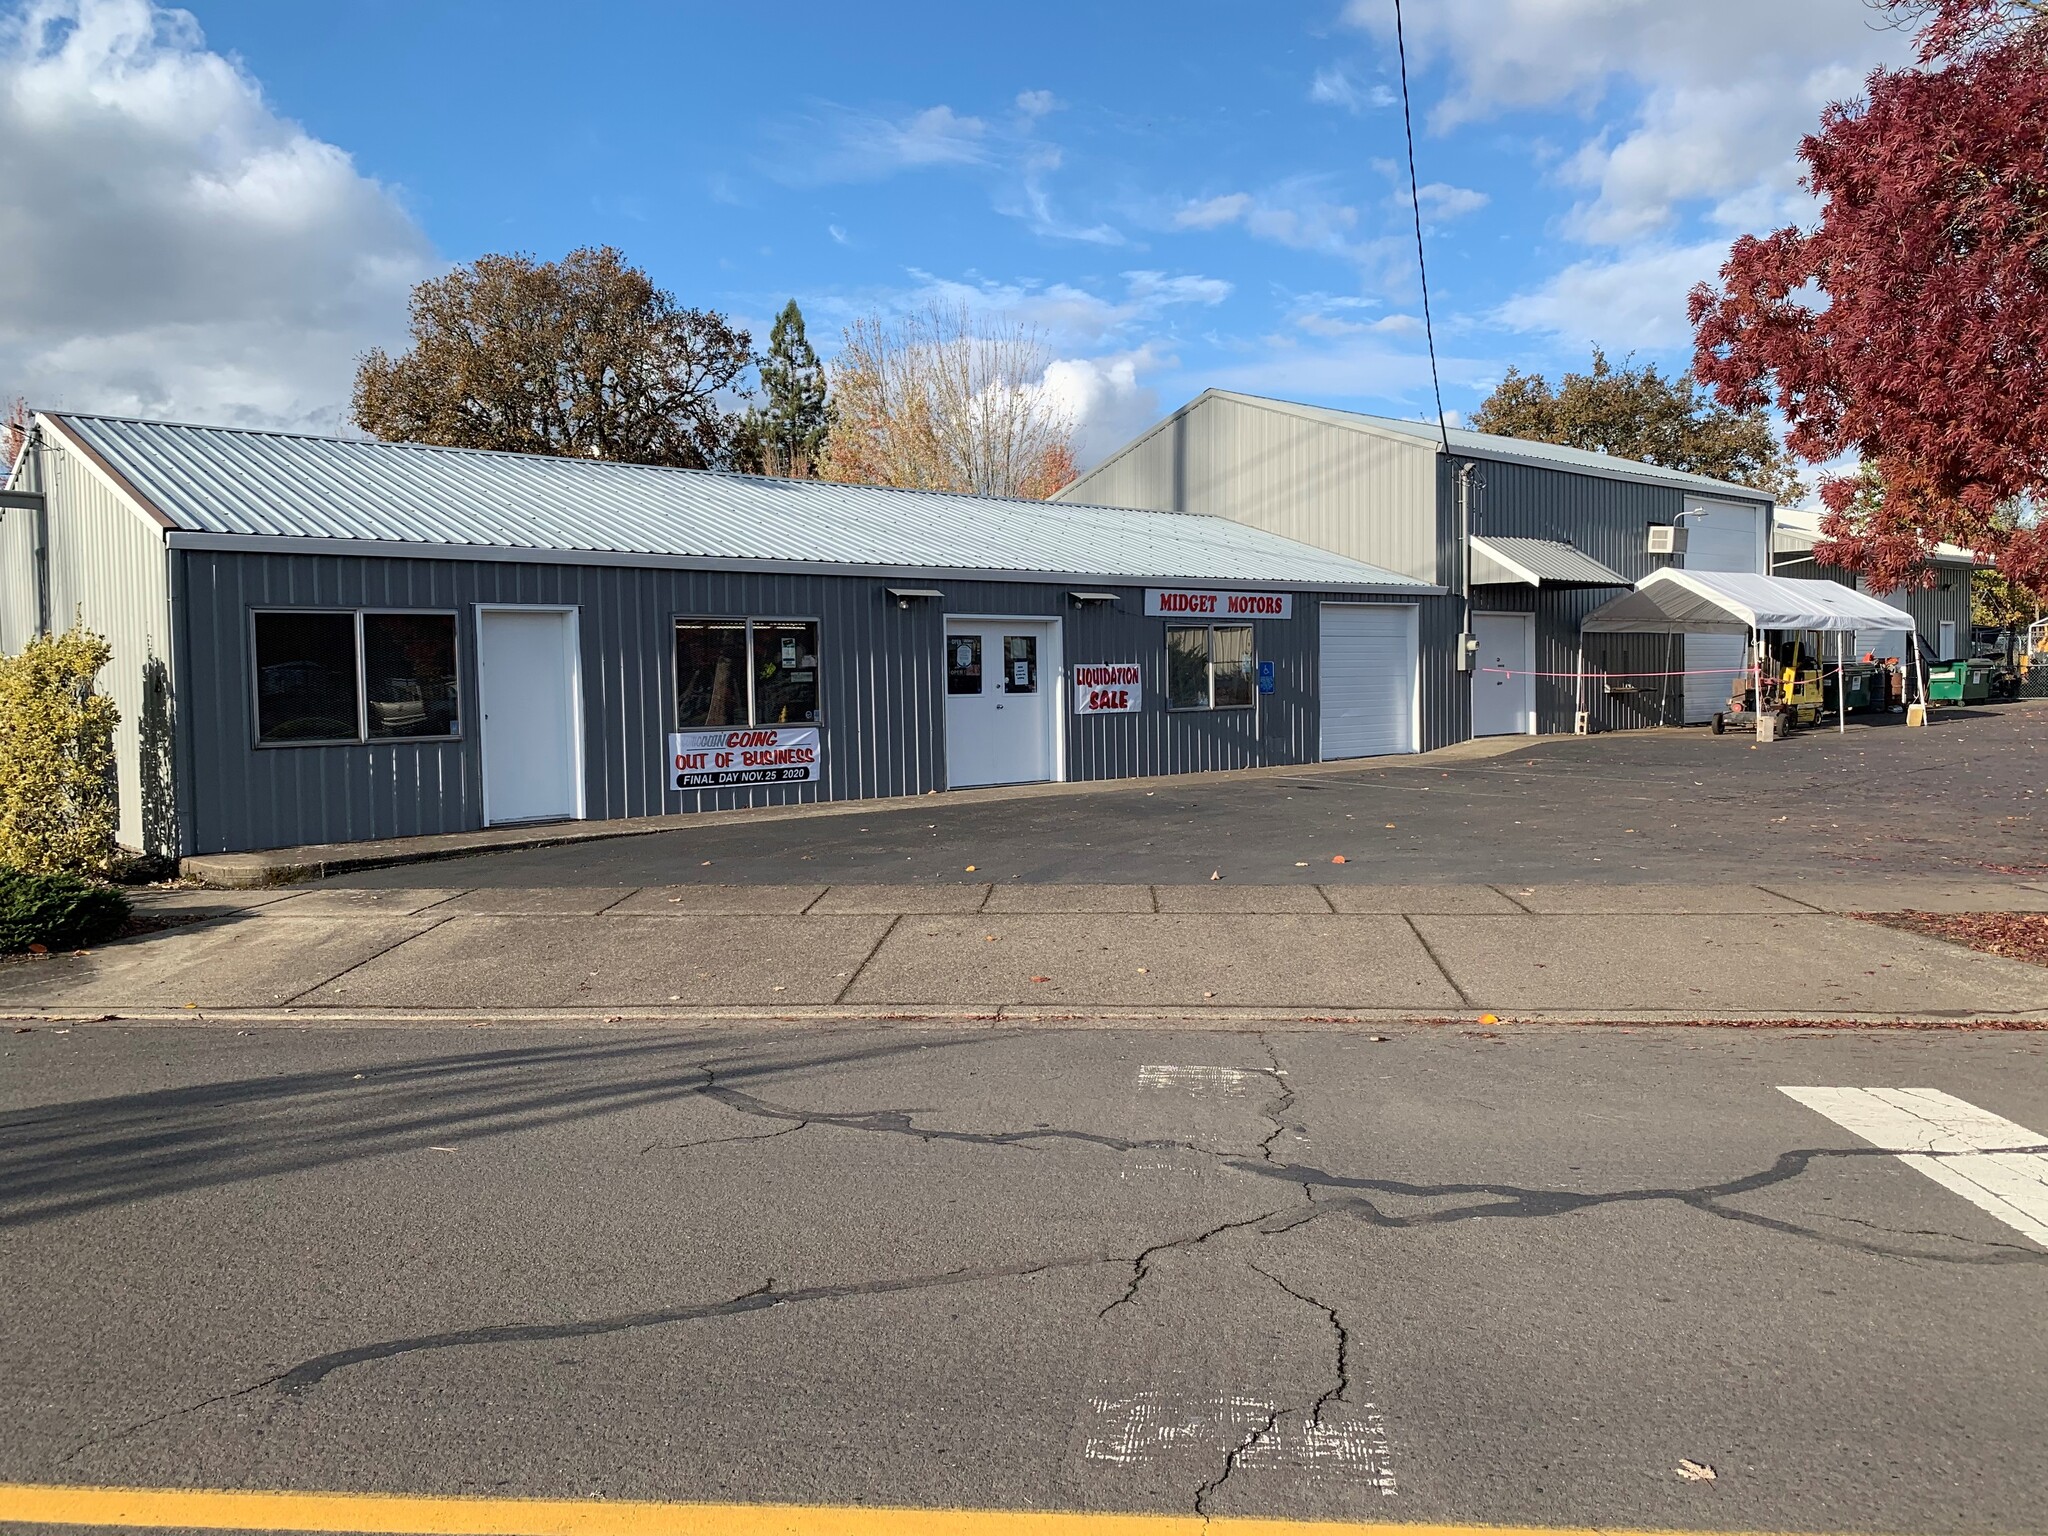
[3,879,2044,1025]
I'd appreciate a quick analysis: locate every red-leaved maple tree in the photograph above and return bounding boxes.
[1689,0,2048,598]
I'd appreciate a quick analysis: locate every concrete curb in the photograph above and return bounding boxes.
[177,736,1548,888]
[12,1005,2047,1030]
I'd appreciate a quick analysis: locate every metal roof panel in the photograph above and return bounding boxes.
[48,413,1436,591]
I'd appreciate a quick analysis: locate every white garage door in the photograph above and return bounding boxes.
[1681,500,1767,724]
[1320,604,1418,759]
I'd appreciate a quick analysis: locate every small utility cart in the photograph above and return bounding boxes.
[1576,569,1924,743]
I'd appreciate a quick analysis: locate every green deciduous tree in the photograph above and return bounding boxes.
[734,301,832,478]
[1472,348,1804,502]
[0,624,120,876]
[353,247,753,468]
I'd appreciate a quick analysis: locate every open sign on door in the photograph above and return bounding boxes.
[669,726,821,789]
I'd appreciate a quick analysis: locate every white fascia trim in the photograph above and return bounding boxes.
[164,530,1448,598]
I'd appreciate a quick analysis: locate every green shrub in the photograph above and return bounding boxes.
[0,866,130,953]
[0,625,120,875]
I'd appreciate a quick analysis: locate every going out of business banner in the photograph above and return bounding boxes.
[669,727,821,789]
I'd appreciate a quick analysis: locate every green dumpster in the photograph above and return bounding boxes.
[1927,659,1993,704]
[1823,664,1880,714]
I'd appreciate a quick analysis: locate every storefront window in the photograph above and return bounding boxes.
[1211,625,1255,708]
[364,613,460,738]
[1002,633,1038,693]
[947,634,983,695]
[753,620,821,724]
[676,617,822,727]
[255,611,360,743]
[1166,624,1257,711]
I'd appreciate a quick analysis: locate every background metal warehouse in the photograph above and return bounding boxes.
[1060,390,1779,736]
[1,413,1446,858]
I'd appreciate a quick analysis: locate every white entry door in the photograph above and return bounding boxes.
[1681,500,1767,723]
[1319,603,1418,759]
[477,606,582,824]
[1472,612,1536,736]
[1938,619,1958,660]
[944,618,1060,788]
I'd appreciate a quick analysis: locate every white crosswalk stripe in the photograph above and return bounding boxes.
[1780,1086,2048,1248]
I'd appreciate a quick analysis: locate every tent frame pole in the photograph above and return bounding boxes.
[1836,630,1845,735]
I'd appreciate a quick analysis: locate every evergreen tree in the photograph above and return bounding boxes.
[737,301,831,478]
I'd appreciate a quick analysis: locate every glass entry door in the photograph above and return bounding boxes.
[943,619,1058,788]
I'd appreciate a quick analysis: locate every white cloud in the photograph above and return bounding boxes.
[1,0,436,434]
[1492,240,1730,349]
[786,102,990,183]
[1173,192,1252,230]
[1410,182,1489,220]
[1342,0,1910,246]
[1015,88,1058,119]
[883,268,1229,349]
[828,224,850,245]
[0,0,436,430]
[1040,348,1162,468]
[1308,65,1393,114]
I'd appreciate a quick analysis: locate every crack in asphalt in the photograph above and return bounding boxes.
[1250,1264,1350,1429]
[1096,1203,1315,1319]
[1229,1148,2048,1265]
[273,1260,1109,1397]
[698,1066,1216,1159]
[1191,1400,1285,1522]
[692,1063,2044,1268]
[207,1055,2045,1411]
[641,1121,809,1155]
[55,1372,287,1467]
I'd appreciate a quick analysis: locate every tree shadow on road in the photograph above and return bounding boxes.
[0,1030,973,1229]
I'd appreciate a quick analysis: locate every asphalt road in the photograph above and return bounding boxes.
[332,704,2045,889]
[6,1020,2046,1531]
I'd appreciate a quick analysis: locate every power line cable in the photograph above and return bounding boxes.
[1391,0,1451,454]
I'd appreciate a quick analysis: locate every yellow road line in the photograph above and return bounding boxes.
[0,1483,1703,1536]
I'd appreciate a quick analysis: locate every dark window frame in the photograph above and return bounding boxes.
[1164,623,1258,712]
[249,607,465,749]
[672,614,825,729]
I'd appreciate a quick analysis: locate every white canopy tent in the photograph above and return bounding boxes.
[1578,569,1921,733]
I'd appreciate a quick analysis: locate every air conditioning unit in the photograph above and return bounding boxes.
[1647,525,1688,556]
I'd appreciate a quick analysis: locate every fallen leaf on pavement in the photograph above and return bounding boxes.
[1210,870,1221,880]
[1676,1460,1717,1483]
[1029,975,1051,983]
[965,864,978,872]
[1331,855,1347,864]
[1478,1013,1500,1025]
[26,942,46,954]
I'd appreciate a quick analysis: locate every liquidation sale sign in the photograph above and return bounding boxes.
[669,726,821,789]
[1073,662,1142,714]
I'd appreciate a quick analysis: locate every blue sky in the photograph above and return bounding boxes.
[0,0,1912,467]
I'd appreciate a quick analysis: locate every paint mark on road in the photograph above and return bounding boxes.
[1779,1086,2048,1247]
[1082,1391,1396,1493]
[1138,1064,1261,1097]
[0,1479,1800,1535]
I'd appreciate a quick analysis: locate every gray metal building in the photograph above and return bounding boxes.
[1,413,1447,858]
[1059,390,1779,737]
[1770,509,1977,663]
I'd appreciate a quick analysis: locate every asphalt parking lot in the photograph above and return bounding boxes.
[332,702,2046,889]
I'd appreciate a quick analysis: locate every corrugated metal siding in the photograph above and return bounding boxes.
[5,433,176,852]
[1058,394,1442,584]
[176,547,1462,854]
[56,412,1425,591]
[1464,458,1735,733]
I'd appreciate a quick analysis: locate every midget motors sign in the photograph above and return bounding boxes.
[1073,662,1142,714]
[669,726,821,790]
[1143,588,1293,619]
